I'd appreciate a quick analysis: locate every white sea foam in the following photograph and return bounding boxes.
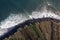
[31,9,60,19]
[0,14,30,36]
[0,5,60,36]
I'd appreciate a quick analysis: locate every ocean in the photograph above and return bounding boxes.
[0,0,60,38]
[0,0,60,21]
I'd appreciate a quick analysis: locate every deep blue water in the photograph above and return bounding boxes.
[0,0,60,21]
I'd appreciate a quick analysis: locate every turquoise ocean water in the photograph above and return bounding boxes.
[0,0,60,21]
[0,0,60,39]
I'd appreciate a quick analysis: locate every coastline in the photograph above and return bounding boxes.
[0,17,60,40]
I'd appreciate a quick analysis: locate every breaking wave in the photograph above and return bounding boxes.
[0,3,60,37]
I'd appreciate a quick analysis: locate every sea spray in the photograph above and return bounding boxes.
[0,5,60,37]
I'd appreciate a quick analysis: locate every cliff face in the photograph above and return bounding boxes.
[3,18,60,40]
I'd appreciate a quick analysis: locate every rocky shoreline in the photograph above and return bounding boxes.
[0,18,60,40]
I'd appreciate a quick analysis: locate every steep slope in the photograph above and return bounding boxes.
[3,18,60,40]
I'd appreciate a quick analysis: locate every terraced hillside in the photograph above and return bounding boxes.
[3,18,60,40]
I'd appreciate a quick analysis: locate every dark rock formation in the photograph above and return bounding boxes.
[1,18,60,40]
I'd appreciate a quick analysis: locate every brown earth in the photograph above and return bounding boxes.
[3,18,60,40]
